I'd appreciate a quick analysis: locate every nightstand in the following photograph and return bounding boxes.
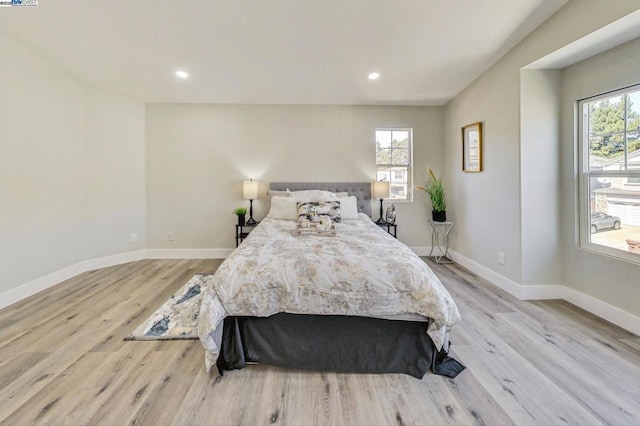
[235,222,259,247]
[377,222,397,238]
[427,219,453,263]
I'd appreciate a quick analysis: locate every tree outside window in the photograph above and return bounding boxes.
[580,87,640,262]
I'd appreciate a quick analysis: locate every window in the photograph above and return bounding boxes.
[579,85,640,261]
[375,129,412,201]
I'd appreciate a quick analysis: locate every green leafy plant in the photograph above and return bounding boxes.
[415,168,447,212]
[233,207,247,216]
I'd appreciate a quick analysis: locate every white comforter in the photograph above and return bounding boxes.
[198,214,461,372]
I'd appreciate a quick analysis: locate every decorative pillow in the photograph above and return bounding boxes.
[267,196,299,220]
[338,196,359,220]
[297,201,341,223]
[297,214,332,229]
[287,189,338,202]
[293,215,336,237]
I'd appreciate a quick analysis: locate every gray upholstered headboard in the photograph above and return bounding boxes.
[269,182,372,217]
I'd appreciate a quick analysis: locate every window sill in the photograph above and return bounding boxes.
[579,241,640,267]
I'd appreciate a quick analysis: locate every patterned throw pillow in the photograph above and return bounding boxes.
[297,201,342,223]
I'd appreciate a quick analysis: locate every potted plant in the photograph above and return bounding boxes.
[415,168,447,222]
[233,207,247,226]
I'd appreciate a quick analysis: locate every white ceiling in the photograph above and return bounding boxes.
[526,9,640,69]
[0,0,568,105]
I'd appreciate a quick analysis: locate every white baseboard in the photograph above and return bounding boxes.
[0,248,232,310]
[448,250,535,299]
[0,249,147,310]
[562,286,640,337]
[0,248,235,310]
[146,248,232,259]
[4,246,640,337]
[449,249,640,337]
[85,249,148,270]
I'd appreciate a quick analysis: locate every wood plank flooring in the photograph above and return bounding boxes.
[1,258,639,425]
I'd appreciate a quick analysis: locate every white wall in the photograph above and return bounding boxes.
[146,104,443,250]
[0,34,85,294]
[84,88,146,259]
[560,37,640,316]
[0,33,146,296]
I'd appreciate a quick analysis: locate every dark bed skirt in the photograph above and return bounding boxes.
[217,313,464,379]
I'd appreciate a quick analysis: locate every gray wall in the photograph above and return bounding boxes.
[145,104,444,250]
[444,0,640,320]
[520,69,562,286]
[560,37,640,316]
[0,33,146,295]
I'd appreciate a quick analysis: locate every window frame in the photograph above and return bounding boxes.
[375,128,413,202]
[577,84,640,264]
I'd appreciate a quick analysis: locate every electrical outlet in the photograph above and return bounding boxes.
[130,233,138,243]
[498,252,506,266]
[168,232,174,241]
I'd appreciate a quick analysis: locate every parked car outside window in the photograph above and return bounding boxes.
[590,212,621,234]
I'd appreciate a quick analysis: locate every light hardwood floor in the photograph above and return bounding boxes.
[1,258,640,425]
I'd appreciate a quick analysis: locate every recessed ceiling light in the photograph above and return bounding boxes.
[175,70,189,79]
[368,72,380,80]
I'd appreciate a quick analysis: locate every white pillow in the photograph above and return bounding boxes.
[338,196,359,220]
[335,192,349,198]
[267,196,299,220]
[287,189,338,202]
[268,190,290,198]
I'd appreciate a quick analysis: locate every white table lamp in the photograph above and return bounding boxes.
[243,179,259,225]
[372,181,390,225]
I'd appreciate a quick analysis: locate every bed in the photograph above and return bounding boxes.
[197,182,463,378]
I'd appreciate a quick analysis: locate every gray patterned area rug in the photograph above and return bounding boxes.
[125,274,213,340]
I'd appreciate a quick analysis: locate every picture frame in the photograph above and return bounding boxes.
[385,203,396,225]
[462,122,483,172]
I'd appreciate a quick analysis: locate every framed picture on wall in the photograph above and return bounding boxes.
[462,122,483,172]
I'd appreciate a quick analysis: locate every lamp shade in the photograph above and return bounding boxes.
[372,181,390,199]
[243,179,259,200]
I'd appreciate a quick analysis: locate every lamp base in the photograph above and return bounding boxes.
[246,199,257,225]
[375,198,387,225]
